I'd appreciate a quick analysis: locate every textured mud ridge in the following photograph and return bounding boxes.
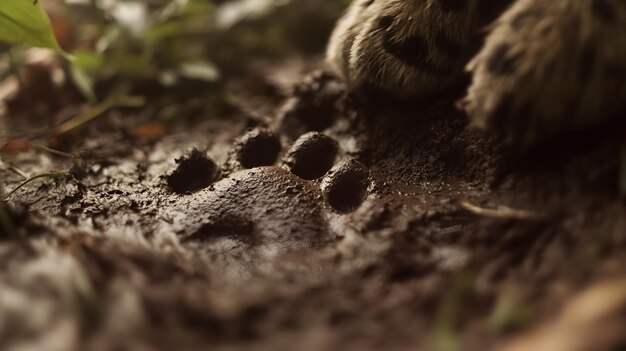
[1,72,625,351]
[178,167,331,250]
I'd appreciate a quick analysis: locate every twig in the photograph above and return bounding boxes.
[32,143,76,159]
[2,172,66,201]
[6,163,30,179]
[459,199,545,221]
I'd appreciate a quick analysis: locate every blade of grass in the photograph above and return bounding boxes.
[52,95,145,136]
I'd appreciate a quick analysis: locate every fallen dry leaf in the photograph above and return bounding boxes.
[0,138,33,155]
[131,122,167,142]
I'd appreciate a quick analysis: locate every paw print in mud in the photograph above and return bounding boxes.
[170,128,370,255]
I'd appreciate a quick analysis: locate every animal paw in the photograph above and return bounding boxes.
[461,0,626,147]
[326,0,512,98]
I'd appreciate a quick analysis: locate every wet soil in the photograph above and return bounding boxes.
[1,68,625,351]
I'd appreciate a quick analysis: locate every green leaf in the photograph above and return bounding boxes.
[0,0,65,55]
[72,49,105,71]
[69,64,96,102]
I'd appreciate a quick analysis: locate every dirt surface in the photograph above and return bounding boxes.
[1,65,625,351]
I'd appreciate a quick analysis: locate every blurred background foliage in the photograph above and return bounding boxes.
[0,0,349,147]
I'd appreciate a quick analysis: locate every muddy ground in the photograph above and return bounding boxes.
[1,58,625,351]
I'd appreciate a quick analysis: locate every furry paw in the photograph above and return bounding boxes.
[461,0,626,146]
[326,0,512,98]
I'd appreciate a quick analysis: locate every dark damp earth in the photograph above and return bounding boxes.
[1,70,625,351]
